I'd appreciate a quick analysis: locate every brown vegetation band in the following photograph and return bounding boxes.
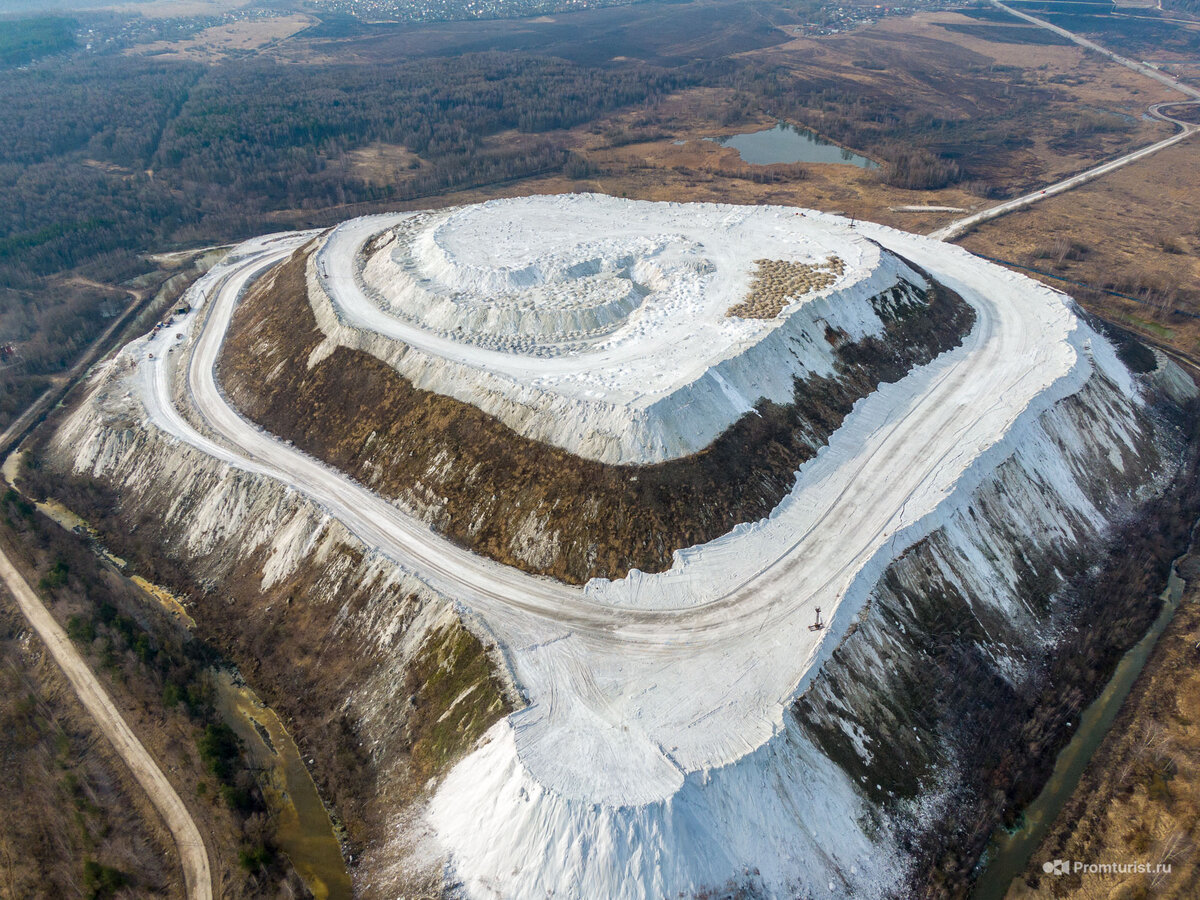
[218,248,974,584]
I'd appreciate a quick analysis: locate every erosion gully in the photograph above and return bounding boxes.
[9,424,1194,900]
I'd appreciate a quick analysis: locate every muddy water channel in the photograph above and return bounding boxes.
[3,451,351,899]
[212,670,352,900]
[971,561,1190,899]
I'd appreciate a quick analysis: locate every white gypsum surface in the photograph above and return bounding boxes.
[315,195,909,463]
[130,205,1109,812]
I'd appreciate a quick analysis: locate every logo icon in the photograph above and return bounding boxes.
[1042,859,1069,876]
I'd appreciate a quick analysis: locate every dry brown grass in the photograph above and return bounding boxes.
[127,15,316,61]
[727,256,845,319]
[343,142,424,186]
[959,139,1200,359]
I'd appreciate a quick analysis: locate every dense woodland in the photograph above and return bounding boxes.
[0,2,1118,430]
[0,16,76,67]
[0,47,692,429]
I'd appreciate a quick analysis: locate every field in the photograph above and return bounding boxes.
[127,14,317,61]
[1,0,1187,435]
[960,140,1200,359]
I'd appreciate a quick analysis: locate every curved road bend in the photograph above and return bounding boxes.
[159,234,1058,640]
[930,2,1200,242]
[136,221,1087,795]
[0,546,213,900]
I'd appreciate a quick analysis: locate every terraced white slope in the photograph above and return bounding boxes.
[313,195,928,463]
[86,197,1148,899]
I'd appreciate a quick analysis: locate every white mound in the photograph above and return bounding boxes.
[313,194,929,463]
[115,197,1154,900]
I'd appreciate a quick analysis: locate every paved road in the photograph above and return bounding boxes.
[929,125,1197,241]
[0,546,213,900]
[994,0,1200,100]
[928,1,1200,242]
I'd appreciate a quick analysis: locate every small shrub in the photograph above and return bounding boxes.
[82,859,128,899]
[66,615,96,644]
[197,722,240,781]
[237,843,274,871]
[1159,235,1187,255]
[38,558,69,591]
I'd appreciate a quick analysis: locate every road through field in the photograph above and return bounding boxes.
[0,546,213,900]
[929,125,1197,241]
[133,208,1093,802]
[993,0,1200,100]
[929,1,1200,241]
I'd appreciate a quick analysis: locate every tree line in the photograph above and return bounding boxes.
[0,49,692,429]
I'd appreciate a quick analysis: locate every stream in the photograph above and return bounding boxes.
[971,560,1190,899]
[212,670,353,900]
[3,450,351,899]
[16,435,1189,900]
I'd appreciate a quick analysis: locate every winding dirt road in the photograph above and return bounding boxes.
[0,546,213,900]
[132,211,1094,803]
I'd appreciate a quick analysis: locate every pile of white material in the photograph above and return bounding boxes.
[313,194,928,463]
[68,198,1173,900]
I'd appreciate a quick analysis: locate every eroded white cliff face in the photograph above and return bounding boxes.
[47,374,515,896]
[309,196,935,464]
[41,198,1198,900]
[426,363,1192,900]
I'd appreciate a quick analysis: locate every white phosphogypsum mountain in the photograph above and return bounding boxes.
[44,196,1198,899]
[312,195,935,464]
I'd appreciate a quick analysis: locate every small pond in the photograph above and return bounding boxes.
[708,122,878,168]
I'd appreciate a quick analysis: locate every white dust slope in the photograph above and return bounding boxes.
[312,194,928,463]
[65,196,1153,899]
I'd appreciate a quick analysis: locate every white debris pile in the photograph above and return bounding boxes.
[314,194,928,463]
[65,196,1181,900]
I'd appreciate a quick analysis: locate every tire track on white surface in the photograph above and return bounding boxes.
[130,208,1091,800]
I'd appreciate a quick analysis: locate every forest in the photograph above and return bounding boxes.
[0,3,1068,431]
[0,16,76,67]
[0,49,692,430]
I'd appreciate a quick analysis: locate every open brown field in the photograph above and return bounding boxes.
[257,6,1181,237]
[959,138,1200,360]
[127,15,317,61]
